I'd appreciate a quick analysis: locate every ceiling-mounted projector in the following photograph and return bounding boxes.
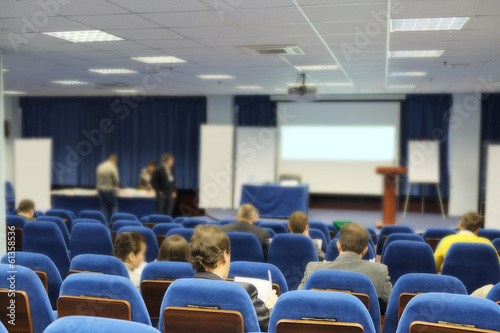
[287,73,319,102]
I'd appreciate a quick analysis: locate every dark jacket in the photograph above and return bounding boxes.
[150,165,176,195]
[194,271,270,332]
[220,221,271,257]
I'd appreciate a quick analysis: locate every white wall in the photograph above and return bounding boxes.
[207,95,234,125]
[448,93,481,217]
[3,96,21,185]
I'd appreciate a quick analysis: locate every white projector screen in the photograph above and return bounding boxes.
[277,102,400,195]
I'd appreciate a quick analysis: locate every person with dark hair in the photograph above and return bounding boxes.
[113,231,147,290]
[288,211,324,260]
[435,212,499,272]
[298,223,392,313]
[150,153,177,215]
[139,160,157,189]
[157,234,190,262]
[190,225,277,332]
[17,199,36,221]
[96,155,119,222]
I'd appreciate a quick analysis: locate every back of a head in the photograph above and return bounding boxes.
[18,199,35,213]
[162,153,173,164]
[158,234,190,262]
[339,223,370,255]
[238,204,258,222]
[460,212,483,233]
[113,231,146,262]
[289,211,308,234]
[189,225,230,272]
[108,154,118,164]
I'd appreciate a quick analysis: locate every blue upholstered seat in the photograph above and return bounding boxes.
[37,216,71,248]
[493,238,500,252]
[44,316,158,333]
[45,209,75,232]
[268,290,376,333]
[159,279,260,333]
[111,220,143,232]
[258,222,288,234]
[141,261,194,283]
[381,233,423,259]
[147,214,174,224]
[309,228,327,252]
[70,254,129,277]
[173,216,186,224]
[71,218,102,233]
[5,181,15,199]
[441,243,500,294]
[376,225,414,255]
[422,227,456,240]
[227,232,265,262]
[166,228,194,242]
[117,226,159,263]
[308,222,331,243]
[152,223,182,236]
[486,282,500,303]
[0,322,6,333]
[78,210,107,226]
[70,223,113,259]
[264,227,276,238]
[6,215,26,229]
[111,212,138,223]
[383,273,467,333]
[366,227,378,244]
[228,261,289,294]
[477,228,500,241]
[219,218,238,226]
[325,241,375,261]
[181,218,208,228]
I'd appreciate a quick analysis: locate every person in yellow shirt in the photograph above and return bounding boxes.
[435,212,498,272]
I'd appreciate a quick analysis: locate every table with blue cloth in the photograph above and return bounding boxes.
[240,183,309,218]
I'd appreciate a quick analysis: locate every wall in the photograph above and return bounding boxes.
[3,96,21,185]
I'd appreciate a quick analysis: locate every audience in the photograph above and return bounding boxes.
[297,223,392,313]
[288,211,325,261]
[16,199,36,221]
[139,160,157,189]
[434,212,499,272]
[157,234,190,262]
[113,231,147,291]
[220,204,271,257]
[190,225,277,332]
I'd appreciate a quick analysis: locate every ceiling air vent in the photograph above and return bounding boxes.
[237,45,305,55]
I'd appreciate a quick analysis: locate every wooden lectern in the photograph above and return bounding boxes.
[375,166,407,228]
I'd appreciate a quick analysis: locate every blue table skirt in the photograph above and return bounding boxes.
[240,183,309,218]
[52,195,155,219]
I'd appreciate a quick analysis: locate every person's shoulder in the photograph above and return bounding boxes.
[235,281,258,298]
[305,260,334,273]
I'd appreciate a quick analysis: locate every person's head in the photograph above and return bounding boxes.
[162,153,174,167]
[113,231,147,269]
[459,212,483,234]
[236,204,259,224]
[288,211,309,235]
[189,225,231,279]
[108,154,118,165]
[17,199,35,218]
[147,161,157,174]
[336,223,370,257]
[157,234,190,262]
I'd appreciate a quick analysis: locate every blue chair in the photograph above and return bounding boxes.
[309,221,331,243]
[366,227,378,244]
[159,279,261,333]
[441,243,500,294]
[117,226,159,263]
[45,209,75,232]
[493,238,500,253]
[258,222,288,234]
[140,216,148,224]
[269,290,376,333]
[59,273,151,325]
[72,218,101,226]
[396,293,500,333]
[44,316,159,333]
[381,233,423,259]
[0,252,62,310]
[477,228,500,241]
[182,218,208,228]
[327,224,338,238]
[70,223,113,259]
[34,210,44,217]
[0,264,56,333]
[0,322,6,333]
[6,215,26,228]
[6,215,26,250]
[37,216,71,248]
[152,223,182,236]
[173,216,186,224]
[111,212,138,223]
[228,261,289,295]
[219,218,237,226]
[309,228,327,253]
[70,254,128,277]
[264,227,276,238]
[268,234,318,291]
[23,221,70,278]
[227,232,265,262]
[111,220,143,232]
[377,225,414,255]
[147,214,174,224]
[6,199,15,214]
[167,228,194,242]
[422,227,456,251]
[325,241,376,261]
[382,241,436,285]
[486,282,500,303]
[304,270,381,333]
[5,181,15,199]
[384,273,467,333]
[78,210,107,227]
[5,207,10,216]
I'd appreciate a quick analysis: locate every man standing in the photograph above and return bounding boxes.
[151,153,177,215]
[96,155,119,222]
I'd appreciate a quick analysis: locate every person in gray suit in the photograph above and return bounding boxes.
[297,223,393,313]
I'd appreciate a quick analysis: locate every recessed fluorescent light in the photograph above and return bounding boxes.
[197,74,235,79]
[235,85,263,90]
[3,90,26,95]
[274,88,287,92]
[389,72,427,77]
[391,17,470,32]
[294,65,338,71]
[390,50,444,58]
[388,84,416,89]
[2,69,9,72]
[43,30,123,43]
[52,80,89,85]
[131,56,187,64]
[113,89,139,94]
[321,82,354,87]
[89,68,138,74]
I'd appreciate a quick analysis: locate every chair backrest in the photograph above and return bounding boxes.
[268,234,318,291]
[173,216,186,224]
[227,232,265,262]
[486,282,500,304]
[6,216,26,250]
[219,218,238,226]
[258,222,288,234]
[422,228,456,251]
[477,228,500,241]
[309,229,327,253]
[366,227,378,245]
[111,213,138,223]
[381,233,423,259]
[78,210,107,226]
[159,279,260,333]
[264,227,277,238]
[70,254,129,277]
[377,225,414,255]
[45,209,75,231]
[492,238,500,253]
[70,223,113,259]
[269,290,376,333]
[111,220,143,232]
[22,222,70,278]
[152,223,182,236]
[0,264,56,333]
[44,316,159,333]
[396,293,500,333]
[308,221,331,243]
[181,218,208,228]
[166,228,194,242]
[59,273,151,325]
[5,207,10,216]
[383,273,467,333]
[441,243,500,294]
[1,252,62,311]
[382,241,436,285]
[6,215,26,229]
[5,181,15,199]
[325,241,375,261]
[147,214,174,224]
[37,216,71,248]
[117,226,159,263]
[304,270,381,333]
[228,261,289,294]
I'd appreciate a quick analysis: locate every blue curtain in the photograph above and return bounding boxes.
[21,96,206,189]
[235,95,276,126]
[400,94,452,198]
[479,93,500,198]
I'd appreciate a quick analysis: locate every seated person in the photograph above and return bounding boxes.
[157,234,190,262]
[113,231,147,291]
[139,161,157,189]
[190,225,277,332]
[298,223,392,313]
[220,204,270,257]
[288,211,325,261]
[17,199,36,221]
[435,211,499,272]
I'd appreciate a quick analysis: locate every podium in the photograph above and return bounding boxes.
[375,166,407,228]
